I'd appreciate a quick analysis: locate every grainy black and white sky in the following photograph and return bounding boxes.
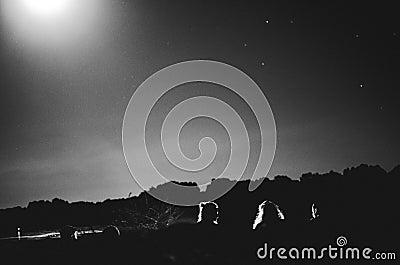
[1,0,399,208]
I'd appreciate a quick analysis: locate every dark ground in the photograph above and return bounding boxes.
[0,164,398,264]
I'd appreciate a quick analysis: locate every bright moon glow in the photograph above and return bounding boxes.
[21,0,72,17]
[1,0,110,54]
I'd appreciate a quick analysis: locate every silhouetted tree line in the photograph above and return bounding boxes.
[0,163,398,245]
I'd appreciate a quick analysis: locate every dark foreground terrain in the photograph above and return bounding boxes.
[0,221,397,265]
[0,164,398,264]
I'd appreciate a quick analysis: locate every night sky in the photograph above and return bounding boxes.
[1,0,399,208]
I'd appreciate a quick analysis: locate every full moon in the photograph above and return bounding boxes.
[21,0,73,17]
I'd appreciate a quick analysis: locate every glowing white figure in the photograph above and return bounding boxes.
[252,200,285,230]
[310,203,319,220]
[197,201,219,225]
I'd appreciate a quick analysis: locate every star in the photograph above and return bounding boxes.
[355,34,360,38]
[265,20,269,24]
[261,62,265,66]
[359,83,364,88]
[244,43,248,47]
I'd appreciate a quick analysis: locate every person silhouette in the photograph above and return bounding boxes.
[194,202,221,260]
[158,201,221,263]
[197,201,219,225]
[252,200,285,230]
[310,203,320,221]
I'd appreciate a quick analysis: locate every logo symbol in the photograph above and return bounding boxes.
[336,236,348,247]
[122,60,276,206]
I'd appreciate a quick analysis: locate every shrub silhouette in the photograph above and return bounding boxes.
[60,225,77,240]
[102,225,120,238]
